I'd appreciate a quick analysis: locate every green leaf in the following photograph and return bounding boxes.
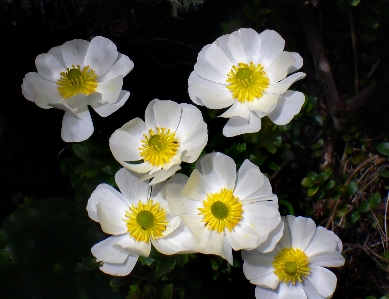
[127,285,142,299]
[358,201,370,212]
[379,294,389,299]
[317,171,331,184]
[308,186,319,197]
[265,143,277,154]
[351,210,360,223]
[381,170,389,178]
[259,8,271,15]
[369,193,381,209]
[366,296,376,299]
[376,142,389,155]
[301,177,315,188]
[324,180,336,191]
[348,0,360,6]
[161,284,173,299]
[269,162,281,171]
[347,181,358,197]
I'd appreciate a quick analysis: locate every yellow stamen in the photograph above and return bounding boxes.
[272,247,310,284]
[226,62,269,103]
[123,199,168,243]
[56,64,98,98]
[139,127,179,167]
[198,188,243,233]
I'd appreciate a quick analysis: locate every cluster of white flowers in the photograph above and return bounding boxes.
[22,28,345,299]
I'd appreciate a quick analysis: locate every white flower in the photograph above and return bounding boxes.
[109,99,208,185]
[242,215,345,299]
[166,152,282,265]
[21,36,134,142]
[188,28,306,137]
[86,168,195,276]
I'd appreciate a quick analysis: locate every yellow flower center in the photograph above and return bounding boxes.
[123,199,168,243]
[139,127,179,167]
[56,64,98,98]
[226,62,270,103]
[272,247,310,285]
[198,188,243,233]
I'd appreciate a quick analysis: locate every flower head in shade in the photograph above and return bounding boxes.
[188,28,306,137]
[86,168,195,276]
[242,215,345,299]
[22,36,134,142]
[166,152,283,265]
[109,99,208,185]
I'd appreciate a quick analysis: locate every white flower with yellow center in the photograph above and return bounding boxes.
[166,152,283,265]
[86,168,195,276]
[188,28,306,137]
[109,99,208,185]
[242,215,345,299]
[21,36,134,142]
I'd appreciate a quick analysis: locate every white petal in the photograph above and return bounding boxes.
[175,103,207,142]
[114,233,151,257]
[219,101,251,119]
[147,165,182,185]
[279,217,292,248]
[266,51,297,82]
[309,251,345,268]
[254,220,284,253]
[99,254,138,276]
[302,279,326,299]
[234,159,265,199]
[213,33,236,64]
[226,226,262,250]
[35,53,64,82]
[98,53,134,82]
[109,126,144,163]
[84,36,118,76]
[96,75,123,104]
[91,235,130,263]
[144,99,157,129]
[288,52,303,74]
[287,216,316,251]
[267,90,305,125]
[47,45,65,66]
[96,201,128,235]
[181,134,208,163]
[279,282,307,299]
[87,183,129,222]
[152,100,182,131]
[307,266,337,298]
[194,44,233,83]
[258,30,285,69]
[123,162,154,174]
[91,90,130,117]
[181,169,213,201]
[243,204,281,236]
[21,72,37,103]
[246,93,279,117]
[114,168,150,204]
[255,286,279,299]
[61,39,90,68]
[179,213,209,244]
[197,152,236,191]
[61,108,94,142]
[266,72,306,95]
[228,28,262,64]
[304,226,338,257]
[188,72,234,109]
[222,112,261,137]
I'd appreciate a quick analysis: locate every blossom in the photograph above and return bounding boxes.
[242,215,345,299]
[166,152,282,265]
[21,36,134,142]
[109,99,208,185]
[188,28,306,137]
[86,168,195,276]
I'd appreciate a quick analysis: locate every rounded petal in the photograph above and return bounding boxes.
[266,51,297,82]
[99,254,138,276]
[98,53,134,82]
[222,112,261,137]
[114,168,150,204]
[306,266,337,298]
[266,72,306,95]
[188,72,234,109]
[309,251,345,268]
[288,52,303,74]
[61,39,90,68]
[146,164,182,185]
[152,100,182,132]
[278,282,307,299]
[96,201,128,235]
[213,33,236,64]
[284,216,316,251]
[228,28,262,64]
[246,93,279,117]
[267,90,305,125]
[219,101,251,119]
[226,225,262,250]
[91,90,130,117]
[47,45,65,66]
[255,286,279,299]
[109,124,144,163]
[96,74,123,104]
[254,220,284,253]
[258,30,285,69]
[84,36,118,76]
[91,235,130,263]
[181,134,208,163]
[181,169,213,201]
[301,279,326,299]
[61,108,94,142]
[234,159,266,199]
[194,44,233,83]
[115,233,151,257]
[35,53,64,82]
[304,226,338,257]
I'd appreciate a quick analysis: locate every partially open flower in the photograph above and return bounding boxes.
[86,168,195,276]
[188,28,306,137]
[166,152,282,265]
[22,36,134,142]
[242,215,345,299]
[109,99,208,185]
